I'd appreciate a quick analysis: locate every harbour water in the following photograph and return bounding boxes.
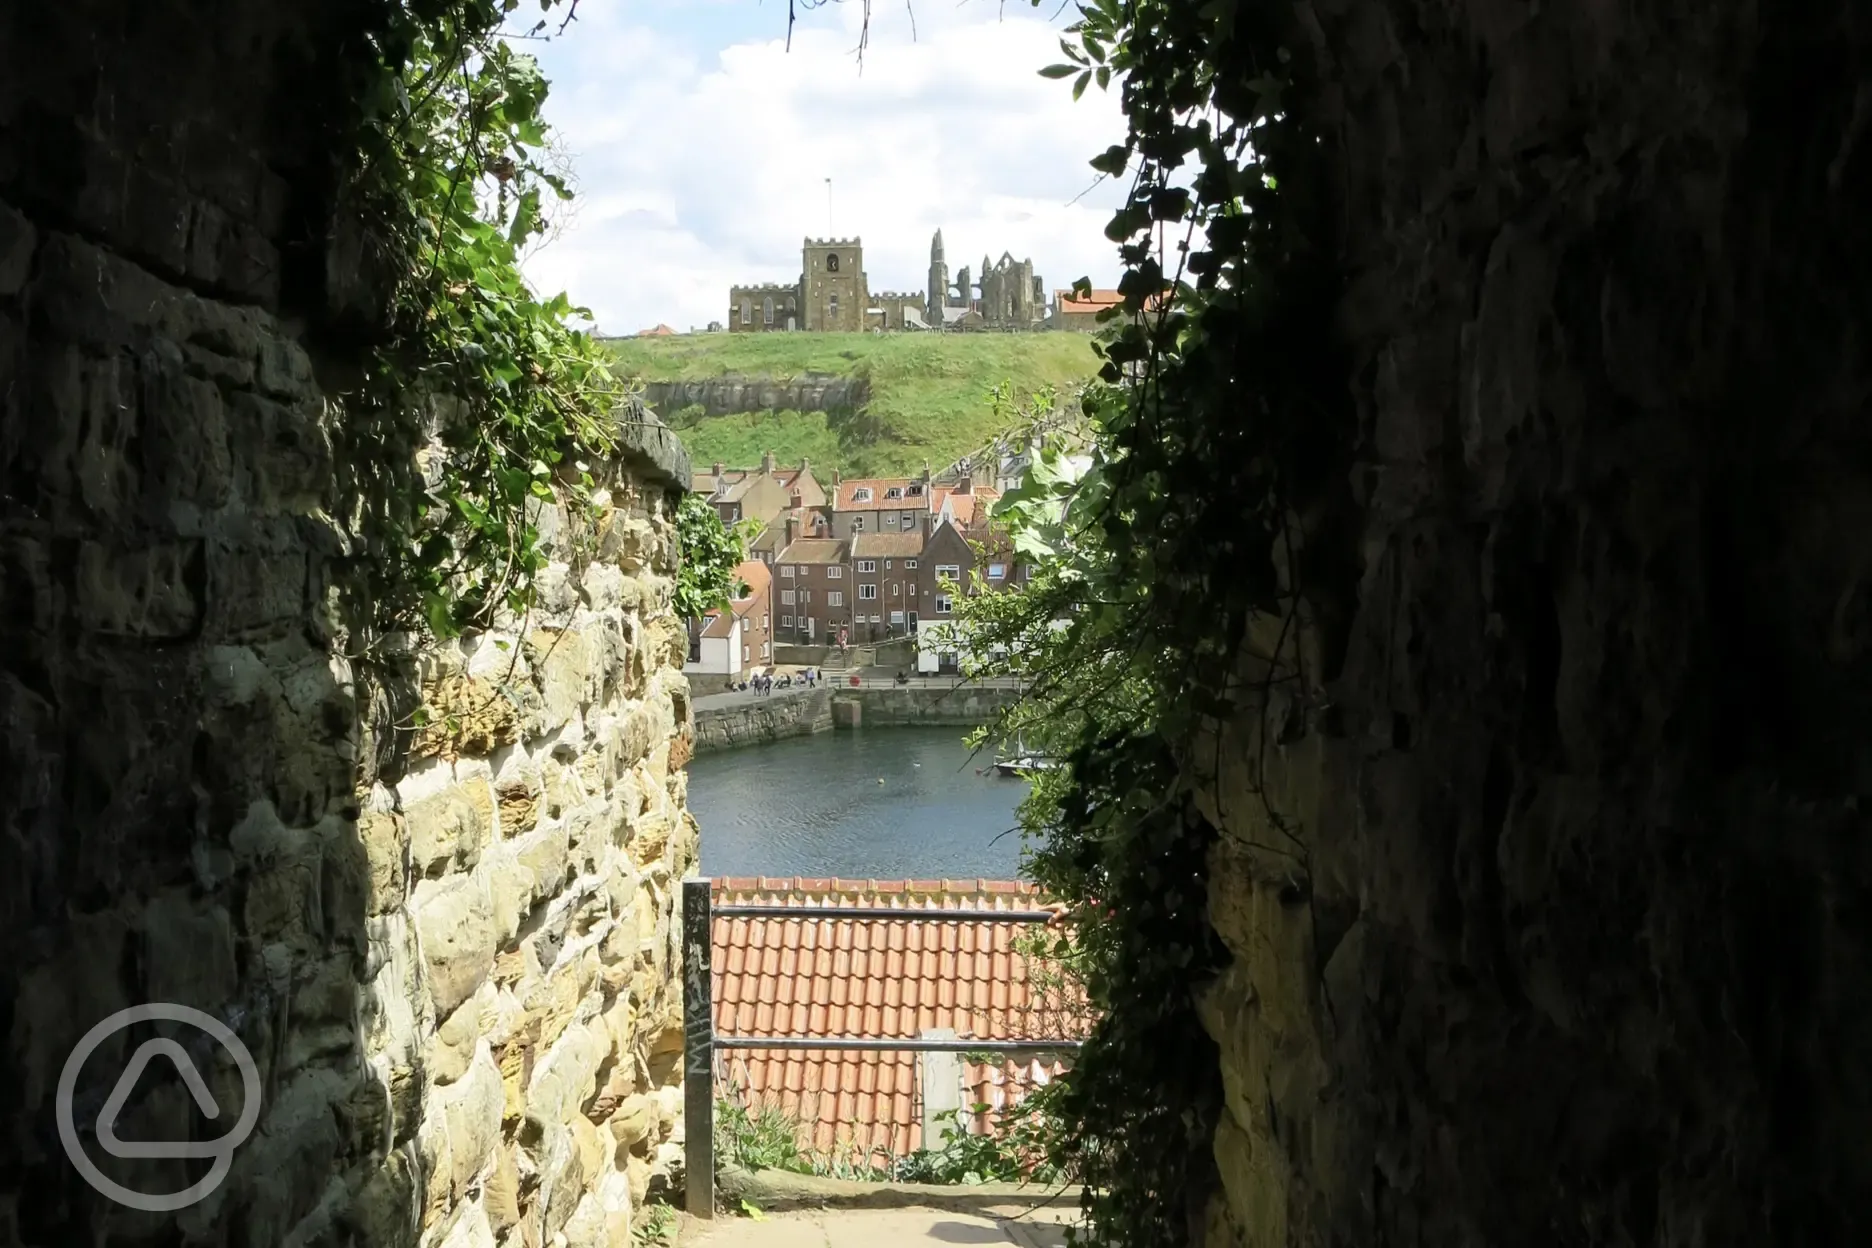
[686,726,1030,880]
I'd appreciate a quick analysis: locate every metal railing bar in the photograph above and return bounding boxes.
[713,1035,1081,1053]
[711,904,1057,922]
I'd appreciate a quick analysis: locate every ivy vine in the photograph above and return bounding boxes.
[333,0,635,648]
[951,0,1358,1242]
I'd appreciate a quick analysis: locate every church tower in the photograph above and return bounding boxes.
[927,230,948,327]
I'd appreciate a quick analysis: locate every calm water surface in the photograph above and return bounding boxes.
[687,727,1029,879]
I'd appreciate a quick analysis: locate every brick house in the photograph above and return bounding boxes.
[749,504,831,565]
[691,452,827,530]
[772,537,851,645]
[914,518,1026,673]
[848,532,924,642]
[829,471,936,541]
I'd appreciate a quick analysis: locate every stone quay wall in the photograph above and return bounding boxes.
[693,688,834,753]
[691,682,1021,754]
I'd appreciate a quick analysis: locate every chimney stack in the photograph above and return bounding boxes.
[833,469,842,488]
[800,456,810,477]
[761,449,776,474]
[712,461,724,477]
[785,514,800,547]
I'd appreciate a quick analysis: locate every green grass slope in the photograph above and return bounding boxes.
[606,332,1101,477]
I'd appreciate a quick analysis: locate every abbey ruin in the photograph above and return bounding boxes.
[729,231,1048,333]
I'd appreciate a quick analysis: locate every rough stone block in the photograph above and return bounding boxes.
[411,672,527,761]
[523,1021,608,1140]
[0,199,35,294]
[406,784,492,879]
[356,810,408,914]
[414,874,499,1017]
[231,390,329,510]
[441,1043,506,1196]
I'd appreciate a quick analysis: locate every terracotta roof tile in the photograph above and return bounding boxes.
[774,538,847,565]
[834,478,933,511]
[710,878,1090,1157]
[849,532,924,558]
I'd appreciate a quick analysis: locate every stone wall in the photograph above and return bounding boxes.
[693,689,832,754]
[691,683,1021,755]
[840,684,1021,727]
[0,6,700,1246]
[351,474,699,1248]
[1191,3,1872,1245]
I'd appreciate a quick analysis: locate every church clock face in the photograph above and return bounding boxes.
[825,253,839,273]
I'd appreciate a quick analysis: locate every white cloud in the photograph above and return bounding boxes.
[515,2,1129,333]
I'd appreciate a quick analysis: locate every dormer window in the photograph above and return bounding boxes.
[884,487,903,500]
[852,487,873,503]
[906,484,924,497]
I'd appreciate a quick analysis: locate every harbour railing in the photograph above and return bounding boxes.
[680,879,1080,1216]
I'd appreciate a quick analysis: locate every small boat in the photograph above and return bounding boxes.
[993,733,1055,776]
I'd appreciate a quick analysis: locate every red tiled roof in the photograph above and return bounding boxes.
[775,538,847,565]
[849,532,924,559]
[710,878,1089,1159]
[834,478,932,511]
[1054,288,1122,310]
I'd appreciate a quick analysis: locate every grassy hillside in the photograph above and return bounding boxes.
[606,332,1101,477]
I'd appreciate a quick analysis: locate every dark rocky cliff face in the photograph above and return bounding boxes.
[1197,2,1872,1244]
[643,373,870,418]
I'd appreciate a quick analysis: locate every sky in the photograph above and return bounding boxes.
[510,0,1130,334]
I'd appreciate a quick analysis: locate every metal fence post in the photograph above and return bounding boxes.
[682,877,715,1217]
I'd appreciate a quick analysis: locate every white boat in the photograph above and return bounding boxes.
[993,733,1056,776]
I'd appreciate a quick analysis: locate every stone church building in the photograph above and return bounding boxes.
[729,231,1046,333]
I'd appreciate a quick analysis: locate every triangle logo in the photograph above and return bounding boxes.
[96,1038,226,1160]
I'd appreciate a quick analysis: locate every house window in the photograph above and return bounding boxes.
[782,565,795,578]
[936,564,960,580]
[884,560,892,570]
[891,611,905,625]
[851,517,865,532]
[857,560,877,573]
[891,583,899,596]
[743,643,751,660]
[906,483,924,497]
[781,589,796,605]
[740,299,751,325]
[906,559,918,569]
[763,614,770,630]
[825,566,842,579]
[903,513,918,527]
[883,515,897,529]
[762,640,770,657]
[885,487,903,500]
[782,615,794,628]
[987,563,1007,580]
[827,591,844,607]
[859,584,878,600]
[909,584,918,597]
[935,594,953,614]
[852,487,873,502]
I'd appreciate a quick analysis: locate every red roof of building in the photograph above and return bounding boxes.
[710,878,1090,1159]
[834,478,932,511]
